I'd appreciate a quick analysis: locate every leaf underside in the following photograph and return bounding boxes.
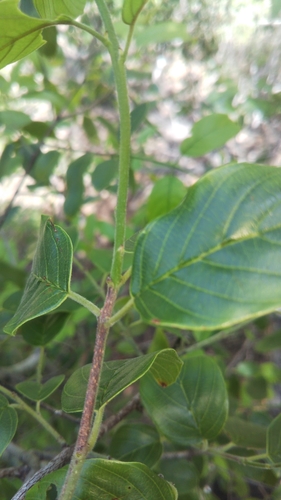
[131,163,281,330]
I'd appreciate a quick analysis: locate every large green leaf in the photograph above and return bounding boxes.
[16,375,65,402]
[26,459,178,500]
[62,348,183,413]
[109,424,162,467]
[34,0,86,19]
[140,356,228,446]
[4,216,73,336]
[180,114,241,157]
[0,394,18,456]
[0,0,48,69]
[131,163,281,330]
[267,413,281,463]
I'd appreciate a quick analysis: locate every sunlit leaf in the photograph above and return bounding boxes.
[131,164,281,331]
[62,348,183,413]
[34,0,86,19]
[4,216,73,335]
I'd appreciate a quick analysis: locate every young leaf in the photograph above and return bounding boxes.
[180,114,241,157]
[4,216,73,336]
[109,424,162,467]
[122,0,148,25]
[131,163,281,331]
[62,348,183,413]
[0,0,48,69]
[140,356,228,446]
[0,394,18,456]
[34,0,87,19]
[26,459,178,500]
[16,375,65,402]
[267,413,281,463]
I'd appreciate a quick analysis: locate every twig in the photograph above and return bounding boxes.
[99,393,141,438]
[0,465,30,480]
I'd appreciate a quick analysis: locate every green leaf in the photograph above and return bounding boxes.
[0,0,48,70]
[159,459,199,495]
[131,163,281,330]
[91,159,118,191]
[224,417,266,449]
[122,0,148,25]
[21,312,69,346]
[267,413,281,463]
[147,176,186,221]
[32,150,60,185]
[34,0,86,19]
[109,424,162,467]
[26,459,178,500]
[180,114,241,157]
[135,22,191,46]
[255,329,281,353]
[16,375,65,402]
[64,153,93,217]
[0,110,31,131]
[0,394,18,456]
[62,348,183,413]
[140,356,228,446]
[131,102,156,133]
[4,216,73,335]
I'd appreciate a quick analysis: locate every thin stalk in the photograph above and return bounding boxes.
[73,256,105,299]
[118,266,132,290]
[122,24,135,62]
[181,320,251,355]
[68,290,101,317]
[0,386,66,446]
[58,285,117,500]
[88,408,105,451]
[65,19,109,48]
[36,347,45,414]
[105,297,135,327]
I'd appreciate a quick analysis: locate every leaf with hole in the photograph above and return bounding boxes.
[180,114,241,157]
[0,394,18,456]
[4,216,73,335]
[131,163,281,331]
[62,348,182,413]
[26,459,178,499]
[140,356,228,446]
[16,375,65,402]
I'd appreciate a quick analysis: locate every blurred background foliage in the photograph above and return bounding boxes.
[1,1,281,498]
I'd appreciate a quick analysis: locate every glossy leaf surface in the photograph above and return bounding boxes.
[131,164,281,330]
[34,0,86,19]
[109,424,162,467]
[26,459,178,499]
[16,375,65,402]
[0,394,18,456]
[62,348,182,413]
[4,216,73,335]
[180,114,241,157]
[140,356,228,446]
[0,1,48,69]
[267,413,281,463]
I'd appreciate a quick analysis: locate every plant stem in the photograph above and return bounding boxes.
[36,347,45,414]
[73,256,105,298]
[0,385,66,445]
[122,24,135,62]
[68,290,101,317]
[118,266,132,290]
[105,296,135,327]
[65,19,109,47]
[58,284,117,500]
[94,0,132,286]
